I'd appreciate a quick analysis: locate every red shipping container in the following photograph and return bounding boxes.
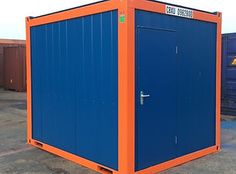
[3,46,26,92]
[0,47,3,87]
[0,39,25,87]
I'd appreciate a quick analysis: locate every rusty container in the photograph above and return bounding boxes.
[3,46,26,92]
[0,47,3,87]
[0,39,26,87]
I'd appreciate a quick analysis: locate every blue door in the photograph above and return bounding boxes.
[135,27,178,171]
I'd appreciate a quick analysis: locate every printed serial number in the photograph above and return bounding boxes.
[166,5,193,19]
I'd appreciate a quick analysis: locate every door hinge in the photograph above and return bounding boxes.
[175,136,178,144]
[176,46,178,54]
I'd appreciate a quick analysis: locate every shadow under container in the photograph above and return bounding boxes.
[26,1,222,174]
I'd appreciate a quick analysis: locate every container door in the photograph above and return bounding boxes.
[135,27,177,171]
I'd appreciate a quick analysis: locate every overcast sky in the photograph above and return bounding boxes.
[0,0,235,40]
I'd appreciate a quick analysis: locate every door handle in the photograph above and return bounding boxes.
[140,91,150,105]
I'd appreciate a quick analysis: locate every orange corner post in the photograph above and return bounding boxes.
[26,16,32,144]
[216,12,222,149]
[118,0,135,174]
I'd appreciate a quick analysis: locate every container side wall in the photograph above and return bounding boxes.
[3,46,26,92]
[31,10,118,170]
[135,10,216,171]
[2,46,26,91]
[0,46,3,87]
[221,33,236,116]
[18,46,26,92]
[3,48,17,90]
[22,47,26,91]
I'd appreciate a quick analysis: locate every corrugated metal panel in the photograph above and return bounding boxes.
[0,40,26,88]
[31,10,118,170]
[135,10,217,171]
[221,33,236,115]
[3,46,26,92]
[0,47,3,87]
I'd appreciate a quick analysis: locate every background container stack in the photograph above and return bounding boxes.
[3,46,26,92]
[0,46,3,87]
[222,33,236,116]
[0,39,26,91]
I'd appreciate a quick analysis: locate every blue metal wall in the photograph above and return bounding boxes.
[135,10,217,171]
[221,33,236,116]
[31,10,118,170]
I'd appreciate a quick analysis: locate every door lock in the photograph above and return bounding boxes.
[140,91,150,105]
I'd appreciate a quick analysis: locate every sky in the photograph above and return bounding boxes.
[0,0,235,40]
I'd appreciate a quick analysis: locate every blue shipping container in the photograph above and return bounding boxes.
[26,1,221,173]
[222,33,236,116]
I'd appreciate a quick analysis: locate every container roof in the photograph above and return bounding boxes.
[31,0,108,19]
[149,0,216,15]
[0,39,26,45]
[31,0,217,19]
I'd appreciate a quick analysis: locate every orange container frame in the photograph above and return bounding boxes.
[26,0,222,174]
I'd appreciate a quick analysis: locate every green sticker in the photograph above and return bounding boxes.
[120,15,125,23]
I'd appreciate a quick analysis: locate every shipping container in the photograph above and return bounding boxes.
[0,47,3,87]
[222,33,236,116]
[26,1,222,174]
[0,39,26,87]
[3,46,26,92]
